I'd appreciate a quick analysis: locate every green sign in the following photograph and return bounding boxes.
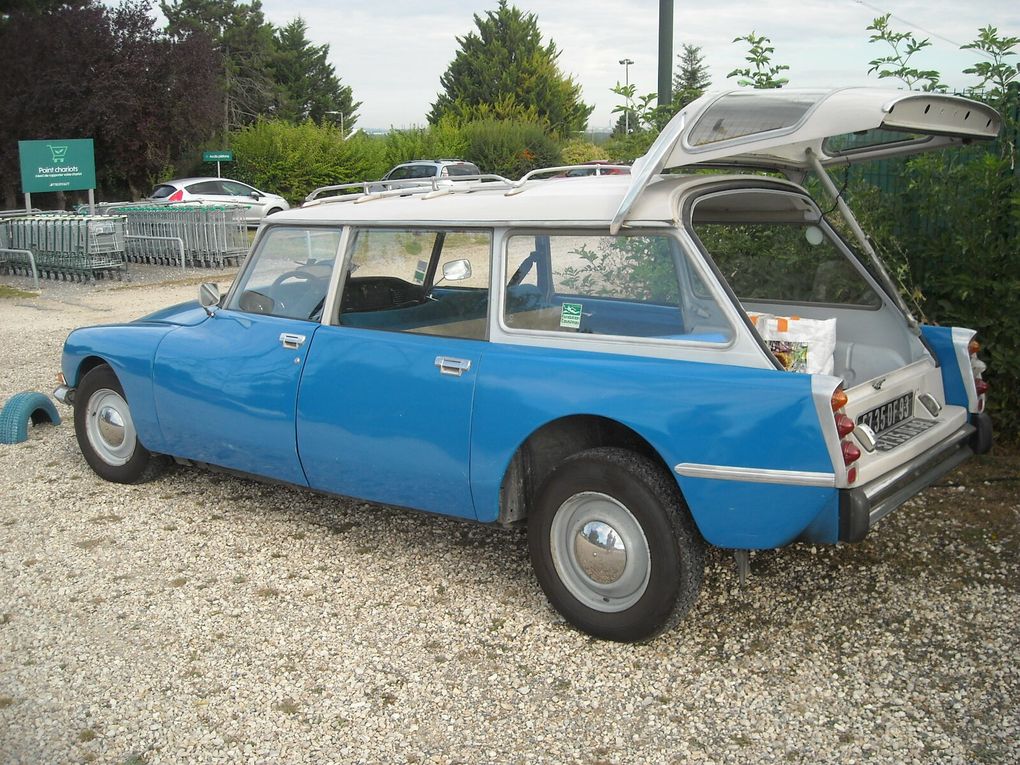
[560,302,583,329]
[203,150,234,162]
[18,138,96,193]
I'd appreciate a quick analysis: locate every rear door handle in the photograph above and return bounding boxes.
[279,332,306,349]
[435,356,471,377]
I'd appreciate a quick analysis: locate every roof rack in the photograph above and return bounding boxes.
[504,164,632,196]
[303,174,515,206]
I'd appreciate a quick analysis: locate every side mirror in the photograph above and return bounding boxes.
[199,282,220,314]
[250,191,262,199]
[441,259,472,282]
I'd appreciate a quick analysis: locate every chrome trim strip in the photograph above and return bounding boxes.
[674,462,836,487]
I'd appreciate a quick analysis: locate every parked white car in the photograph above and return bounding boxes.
[149,177,290,225]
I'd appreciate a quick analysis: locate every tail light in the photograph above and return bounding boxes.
[168,189,184,202]
[831,384,860,484]
[969,336,988,412]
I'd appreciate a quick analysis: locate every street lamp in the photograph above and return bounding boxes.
[619,58,634,134]
[325,110,345,137]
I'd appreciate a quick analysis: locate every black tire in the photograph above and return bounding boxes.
[73,364,163,484]
[528,447,706,642]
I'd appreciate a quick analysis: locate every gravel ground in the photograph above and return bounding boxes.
[1,267,1018,765]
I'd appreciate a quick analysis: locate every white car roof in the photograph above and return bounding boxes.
[274,173,776,228]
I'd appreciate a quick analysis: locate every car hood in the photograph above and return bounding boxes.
[135,300,210,326]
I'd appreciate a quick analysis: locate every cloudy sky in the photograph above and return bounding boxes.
[257,0,1020,130]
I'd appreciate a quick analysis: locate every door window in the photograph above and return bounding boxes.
[227,227,341,321]
[504,232,733,342]
[338,228,491,340]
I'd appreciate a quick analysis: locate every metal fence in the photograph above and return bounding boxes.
[97,202,249,269]
[0,215,127,282]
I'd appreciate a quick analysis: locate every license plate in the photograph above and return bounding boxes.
[858,393,913,435]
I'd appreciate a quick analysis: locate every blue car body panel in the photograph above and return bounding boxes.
[920,325,968,409]
[469,342,837,548]
[150,309,316,486]
[296,326,481,518]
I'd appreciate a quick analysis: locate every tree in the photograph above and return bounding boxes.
[428,1,593,135]
[271,18,360,130]
[0,0,221,205]
[161,0,278,134]
[962,25,1020,104]
[866,14,944,92]
[728,32,790,88]
[673,44,711,107]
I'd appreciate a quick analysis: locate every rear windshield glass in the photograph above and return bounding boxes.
[822,128,933,156]
[686,91,824,147]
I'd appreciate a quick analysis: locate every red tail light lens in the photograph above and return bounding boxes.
[842,441,861,465]
[836,414,855,438]
[968,339,981,356]
[168,189,184,202]
[975,379,989,396]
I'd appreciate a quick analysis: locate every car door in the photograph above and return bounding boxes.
[151,225,341,485]
[296,227,493,519]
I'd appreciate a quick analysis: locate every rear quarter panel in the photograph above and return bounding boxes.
[471,343,838,548]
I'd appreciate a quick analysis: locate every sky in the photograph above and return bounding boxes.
[257,0,1020,131]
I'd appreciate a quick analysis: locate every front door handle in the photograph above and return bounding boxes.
[435,356,471,377]
[279,332,306,349]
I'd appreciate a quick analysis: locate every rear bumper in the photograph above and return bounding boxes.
[838,412,992,542]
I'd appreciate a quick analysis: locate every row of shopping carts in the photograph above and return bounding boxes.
[0,202,250,284]
[0,215,128,282]
[97,202,249,269]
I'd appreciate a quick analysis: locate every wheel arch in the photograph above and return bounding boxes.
[497,414,677,526]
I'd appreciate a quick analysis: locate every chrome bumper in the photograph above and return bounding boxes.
[838,413,992,543]
[53,384,75,406]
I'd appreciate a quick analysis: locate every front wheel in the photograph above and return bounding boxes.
[73,364,162,484]
[528,447,705,642]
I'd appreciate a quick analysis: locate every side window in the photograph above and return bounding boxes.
[227,227,340,321]
[504,233,733,343]
[221,180,254,196]
[186,181,224,195]
[338,229,491,341]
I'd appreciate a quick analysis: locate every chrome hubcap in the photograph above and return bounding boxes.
[574,521,628,584]
[85,388,136,466]
[550,492,650,613]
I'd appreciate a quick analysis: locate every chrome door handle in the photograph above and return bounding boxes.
[279,332,306,349]
[435,356,471,377]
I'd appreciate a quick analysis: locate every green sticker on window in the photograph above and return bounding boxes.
[560,302,582,329]
[413,260,428,285]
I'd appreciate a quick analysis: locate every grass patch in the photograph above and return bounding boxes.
[273,697,300,715]
[78,728,97,742]
[0,696,13,708]
[0,286,37,299]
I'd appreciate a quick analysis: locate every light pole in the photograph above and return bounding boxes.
[325,110,345,137]
[619,58,634,134]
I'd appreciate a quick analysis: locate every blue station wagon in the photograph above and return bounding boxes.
[56,89,998,641]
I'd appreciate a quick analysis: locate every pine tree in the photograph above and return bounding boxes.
[672,44,711,107]
[272,18,360,130]
[428,1,592,135]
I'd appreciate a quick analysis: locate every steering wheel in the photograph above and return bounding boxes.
[272,270,317,287]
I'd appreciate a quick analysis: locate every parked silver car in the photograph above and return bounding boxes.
[149,177,290,225]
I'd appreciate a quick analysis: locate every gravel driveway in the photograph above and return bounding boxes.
[1,268,1018,765]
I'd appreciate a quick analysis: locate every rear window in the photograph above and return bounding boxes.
[150,185,177,199]
[686,90,824,147]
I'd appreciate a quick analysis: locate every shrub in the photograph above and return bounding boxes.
[560,139,608,165]
[460,119,561,179]
[229,120,381,204]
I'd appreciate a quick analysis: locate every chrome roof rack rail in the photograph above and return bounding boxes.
[304,174,516,206]
[504,164,632,196]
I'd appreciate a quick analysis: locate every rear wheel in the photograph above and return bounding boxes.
[73,365,162,484]
[528,447,705,642]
